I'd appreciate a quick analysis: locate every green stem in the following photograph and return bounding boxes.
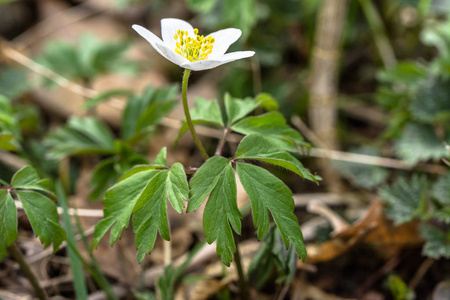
[359,0,397,69]
[8,243,49,300]
[233,235,249,300]
[182,69,209,160]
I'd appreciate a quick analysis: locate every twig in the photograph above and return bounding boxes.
[215,127,230,156]
[8,243,49,300]
[14,200,103,218]
[355,256,400,297]
[13,1,107,51]
[408,258,434,290]
[233,235,249,300]
[0,150,27,170]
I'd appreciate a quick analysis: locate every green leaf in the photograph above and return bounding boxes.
[236,162,306,261]
[388,275,415,300]
[247,226,297,289]
[16,190,66,250]
[225,93,261,126]
[255,93,279,111]
[203,164,242,266]
[11,166,54,195]
[84,89,133,110]
[187,156,230,212]
[231,112,308,152]
[432,173,450,205]
[0,133,18,151]
[380,175,428,225]
[152,147,169,167]
[92,168,158,250]
[0,67,30,99]
[395,123,450,164]
[332,146,388,189]
[411,78,450,123]
[92,163,188,263]
[420,223,450,259]
[235,133,320,183]
[45,117,116,159]
[122,85,178,142]
[133,164,188,262]
[0,190,18,259]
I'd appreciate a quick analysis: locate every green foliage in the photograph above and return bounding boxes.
[410,77,450,124]
[432,172,450,205]
[38,34,135,83]
[92,150,189,263]
[247,226,297,289]
[44,116,116,159]
[122,85,178,143]
[395,123,450,164]
[156,241,204,300]
[0,95,20,151]
[0,67,30,99]
[203,164,242,266]
[236,162,306,261]
[334,146,388,189]
[388,275,415,300]
[0,166,66,260]
[235,133,319,183]
[380,175,428,225]
[420,223,450,259]
[186,0,218,13]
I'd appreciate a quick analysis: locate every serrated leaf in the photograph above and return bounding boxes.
[16,190,66,250]
[235,134,320,183]
[84,89,133,110]
[411,78,450,123]
[91,168,158,250]
[122,85,178,142]
[133,164,188,262]
[236,163,306,261]
[395,123,450,164]
[0,190,18,259]
[380,175,428,225]
[92,163,188,262]
[225,93,261,126]
[432,173,450,205]
[176,98,224,143]
[203,163,242,266]
[420,223,450,259]
[45,116,116,159]
[187,156,230,212]
[152,147,168,167]
[231,112,308,152]
[333,146,388,189]
[11,166,54,195]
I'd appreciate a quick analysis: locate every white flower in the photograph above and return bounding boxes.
[132,19,255,71]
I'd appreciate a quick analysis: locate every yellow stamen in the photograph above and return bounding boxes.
[173,27,215,62]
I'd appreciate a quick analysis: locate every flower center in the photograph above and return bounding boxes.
[174,28,215,62]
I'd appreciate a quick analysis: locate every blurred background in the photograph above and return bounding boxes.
[0,0,449,299]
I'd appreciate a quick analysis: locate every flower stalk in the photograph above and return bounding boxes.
[182,69,209,160]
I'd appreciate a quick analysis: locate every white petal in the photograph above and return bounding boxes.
[132,24,166,57]
[181,51,255,71]
[161,18,195,51]
[155,42,190,67]
[207,28,242,59]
